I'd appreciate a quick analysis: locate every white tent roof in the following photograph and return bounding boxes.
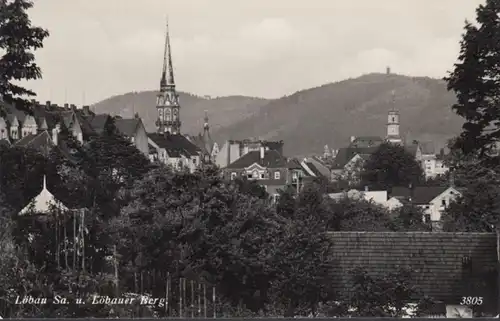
[18,175,69,215]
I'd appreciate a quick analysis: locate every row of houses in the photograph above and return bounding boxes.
[328,185,460,230]
[330,136,449,182]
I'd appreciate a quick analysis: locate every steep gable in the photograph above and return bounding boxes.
[115,118,140,137]
[148,133,200,158]
[391,186,456,205]
[226,150,287,169]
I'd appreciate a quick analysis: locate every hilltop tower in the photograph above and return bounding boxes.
[155,18,181,134]
[386,90,402,145]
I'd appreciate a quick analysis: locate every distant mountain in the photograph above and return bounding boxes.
[91,91,270,135]
[210,73,463,156]
[92,73,463,157]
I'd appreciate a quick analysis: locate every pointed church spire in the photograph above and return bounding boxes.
[42,175,47,190]
[160,17,175,91]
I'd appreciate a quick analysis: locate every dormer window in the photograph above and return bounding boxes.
[231,172,237,180]
[274,171,281,179]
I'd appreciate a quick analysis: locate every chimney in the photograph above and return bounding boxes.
[64,103,69,109]
[82,105,90,115]
[52,125,59,146]
[46,101,51,108]
[70,104,76,110]
[350,136,356,143]
[364,186,369,192]
[386,66,391,75]
[260,146,265,160]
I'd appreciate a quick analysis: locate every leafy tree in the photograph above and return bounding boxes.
[0,0,49,112]
[347,267,420,317]
[389,204,431,232]
[444,0,500,157]
[267,218,335,317]
[360,142,424,190]
[232,177,268,200]
[338,156,365,187]
[326,197,391,231]
[0,145,47,209]
[441,164,500,232]
[276,185,296,218]
[112,165,281,314]
[81,120,151,219]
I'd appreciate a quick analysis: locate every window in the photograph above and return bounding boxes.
[273,194,280,203]
[441,199,446,207]
[260,173,265,179]
[274,171,280,179]
[193,158,197,164]
[424,214,431,223]
[252,171,259,179]
[230,172,237,180]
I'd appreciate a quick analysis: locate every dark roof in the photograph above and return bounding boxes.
[14,131,54,156]
[329,232,497,304]
[148,133,200,158]
[6,105,26,123]
[115,118,140,137]
[74,111,96,138]
[263,141,284,154]
[32,105,60,129]
[0,139,11,147]
[5,114,17,126]
[190,131,215,155]
[348,136,383,148]
[391,186,452,204]
[88,114,111,134]
[305,161,323,177]
[287,158,303,170]
[332,147,378,169]
[226,150,287,169]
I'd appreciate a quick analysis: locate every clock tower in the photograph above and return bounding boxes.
[386,90,402,145]
[156,19,181,134]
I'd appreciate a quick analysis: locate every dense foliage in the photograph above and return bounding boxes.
[0,0,49,112]
[360,142,424,190]
[445,0,500,157]
[0,127,449,317]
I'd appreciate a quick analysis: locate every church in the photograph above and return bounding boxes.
[147,20,217,171]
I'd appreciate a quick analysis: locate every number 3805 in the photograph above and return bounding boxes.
[460,296,483,305]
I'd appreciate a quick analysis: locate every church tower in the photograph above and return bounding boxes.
[386,90,402,144]
[155,19,181,134]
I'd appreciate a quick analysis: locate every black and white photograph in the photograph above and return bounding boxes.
[0,0,499,318]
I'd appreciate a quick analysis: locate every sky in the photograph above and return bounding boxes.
[24,0,484,105]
